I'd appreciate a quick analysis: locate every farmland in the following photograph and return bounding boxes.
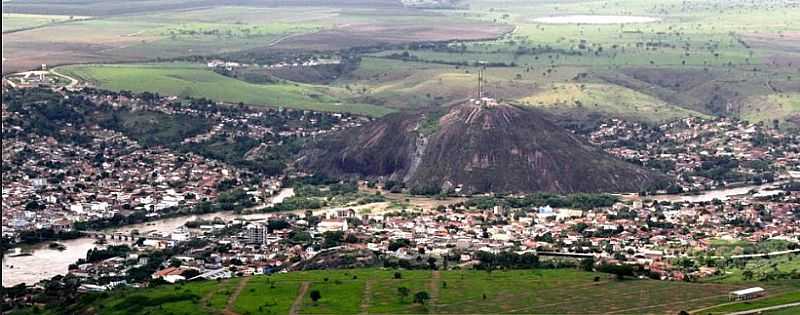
[3,0,800,121]
[1,13,86,32]
[16,268,800,315]
[0,3,511,73]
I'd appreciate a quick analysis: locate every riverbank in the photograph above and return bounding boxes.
[1,186,466,287]
[1,181,790,287]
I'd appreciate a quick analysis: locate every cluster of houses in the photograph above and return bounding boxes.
[1,89,368,239]
[1,106,240,236]
[206,57,340,71]
[591,117,800,191]
[63,180,798,288]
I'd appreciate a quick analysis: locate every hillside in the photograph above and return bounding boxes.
[301,101,666,194]
[15,268,798,315]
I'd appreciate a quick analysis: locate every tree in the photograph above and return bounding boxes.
[427,257,437,270]
[397,286,410,302]
[742,270,754,281]
[598,263,635,280]
[310,290,321,305]
[413,291,430,304]
[394,271,402,279]
[580,257,595,272]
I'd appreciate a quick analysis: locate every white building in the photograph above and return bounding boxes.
[171,226,191,241]
[729,287,765,301]
[317,219,348,233]
[246,223,268,244]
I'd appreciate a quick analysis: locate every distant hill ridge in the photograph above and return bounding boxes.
[300,101,665,194]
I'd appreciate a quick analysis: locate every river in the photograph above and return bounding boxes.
[1,188,295,287]
[649,181,787,203]
[1,182,790,287]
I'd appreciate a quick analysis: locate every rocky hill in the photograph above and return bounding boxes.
[300,101,666,194]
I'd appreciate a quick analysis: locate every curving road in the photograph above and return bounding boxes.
[49,69,80,90]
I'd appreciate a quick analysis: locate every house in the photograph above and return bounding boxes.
[317,219,348,233]
[152,267,185,280]
[189,269,232,281]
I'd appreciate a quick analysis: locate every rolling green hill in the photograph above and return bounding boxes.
[58,63,394,117]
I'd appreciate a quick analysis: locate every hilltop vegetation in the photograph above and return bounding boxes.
[12,268,799,315]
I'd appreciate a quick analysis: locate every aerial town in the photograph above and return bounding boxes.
[2,0,800,313]
[2,83,798,299]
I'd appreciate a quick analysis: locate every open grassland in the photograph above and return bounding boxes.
[740,93,800,130]
[1,13,86,32]
[764,305,800,315]
[698,290,800,315]
[3,0,799,125]
[57,63,393,116]
[0,11,320,73]
[24,268,799,315]
[519,82,709,123]
[0,3,510,73]
[706,254,800,284]
[347,0,800,123]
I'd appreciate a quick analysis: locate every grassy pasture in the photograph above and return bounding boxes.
[519,82,709,123]
[706,255,800,284]
[740,93,800,130]
[1,13,84,32]
[30,268,797,315]
[4,0,800,125]
[700,290,800,315]
[58,63,394,116]
[0,3,508,73]
[764,306,800,315]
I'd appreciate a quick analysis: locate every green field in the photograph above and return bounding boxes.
[700,291,800,315]
[21,268,800,315]
[57,63,394,116]
[519,82,710,123]
[5,0,800,124]
[707,254,800,284]
[1,13,84,32]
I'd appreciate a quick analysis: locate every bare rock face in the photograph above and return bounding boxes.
[300,102,665,194]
